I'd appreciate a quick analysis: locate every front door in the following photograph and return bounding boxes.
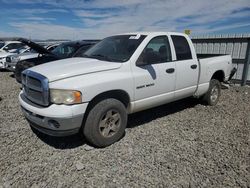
[132,35,176,112]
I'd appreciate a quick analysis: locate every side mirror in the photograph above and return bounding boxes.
[136,59,148,66]
[146,51,160,64]
[137,50,160,66]
[136,51,148,66]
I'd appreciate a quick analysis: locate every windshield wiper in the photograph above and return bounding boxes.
[81,54,90,58]
[89,54,112,62]
[80,54,99,59]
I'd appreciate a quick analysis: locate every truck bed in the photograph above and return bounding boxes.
[194,54,232,96]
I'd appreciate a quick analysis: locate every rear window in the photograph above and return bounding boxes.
[171,35,192,60]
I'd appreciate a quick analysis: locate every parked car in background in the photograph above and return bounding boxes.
[42,43,59,52]
[0,41,26,53]
[5,43,59,72]
[0,46,30,69]
[15,39,99,83]
[18,32,236,147]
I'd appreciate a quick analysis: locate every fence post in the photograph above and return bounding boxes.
[241,39,250,86]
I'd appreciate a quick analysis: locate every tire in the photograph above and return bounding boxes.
[203,79,221,106]
[83,98,127,148]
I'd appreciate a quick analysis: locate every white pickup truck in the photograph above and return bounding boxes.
[19,32,235,147]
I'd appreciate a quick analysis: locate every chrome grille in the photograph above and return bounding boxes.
[22,70,49,106]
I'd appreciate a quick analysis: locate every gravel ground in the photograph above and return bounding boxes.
[0,71,250,188]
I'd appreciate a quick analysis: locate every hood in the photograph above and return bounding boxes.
[17,38,52,55]
[9,52,39,63]
[0,37,52,55]
[16,52,38,58]
[29,57,122,82]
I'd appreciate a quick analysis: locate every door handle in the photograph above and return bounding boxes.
[166,68,175,73]
[191,64,197,69]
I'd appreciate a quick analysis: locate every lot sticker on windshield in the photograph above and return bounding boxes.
[129,34,141,39]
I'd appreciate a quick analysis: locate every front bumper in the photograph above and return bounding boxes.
[19,91,88,137]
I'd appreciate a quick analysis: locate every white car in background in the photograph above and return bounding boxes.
[0,41,26,53]
[0,46,30,69]
[42,44,59,51]
[5,43,60,72]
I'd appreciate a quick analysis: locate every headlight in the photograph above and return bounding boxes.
[50,89,82,105]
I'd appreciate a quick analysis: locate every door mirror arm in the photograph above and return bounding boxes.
[136,60,149,66]
[136,53,149,66]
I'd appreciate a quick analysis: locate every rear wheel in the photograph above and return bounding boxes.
[83,98,127,147]
[203,79,221,106]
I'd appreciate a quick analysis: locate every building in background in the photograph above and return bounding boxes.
[192,34,250,85]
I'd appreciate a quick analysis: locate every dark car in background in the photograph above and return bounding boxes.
[5,44,60,72]
[15,39,99,83]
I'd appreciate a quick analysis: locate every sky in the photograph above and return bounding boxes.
[0,0,250,40]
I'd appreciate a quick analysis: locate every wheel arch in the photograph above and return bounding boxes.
[211,70,225,82]
[85,89,131,114]
[81,89,130,130]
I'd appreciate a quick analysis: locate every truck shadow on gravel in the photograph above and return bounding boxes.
[30,127,87,149]
[127,97,200,128]
[9,73,15,78]
[0,69,14,77]
[30,97,201,149]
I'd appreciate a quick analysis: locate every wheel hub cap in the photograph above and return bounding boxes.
[99,110,121,138]
[210,86,219,102]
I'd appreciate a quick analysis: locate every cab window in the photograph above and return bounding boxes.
[137,36,172,65]
[171,35,192,60]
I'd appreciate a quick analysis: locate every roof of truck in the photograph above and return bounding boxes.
[118,31,188,37]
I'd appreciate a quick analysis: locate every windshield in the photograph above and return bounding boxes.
[73,45,93,57]
[0,42,4,49]
[12,46,29,54]
[51,43,78,58]
[83,35,146,62]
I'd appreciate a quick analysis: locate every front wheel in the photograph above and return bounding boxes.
[83,99,127,147]
[203,79,221,106]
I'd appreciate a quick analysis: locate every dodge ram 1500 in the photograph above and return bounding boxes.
[19,32,235,147]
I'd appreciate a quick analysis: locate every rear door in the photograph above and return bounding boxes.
[132,35,176,111]
[171,35,199,99]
